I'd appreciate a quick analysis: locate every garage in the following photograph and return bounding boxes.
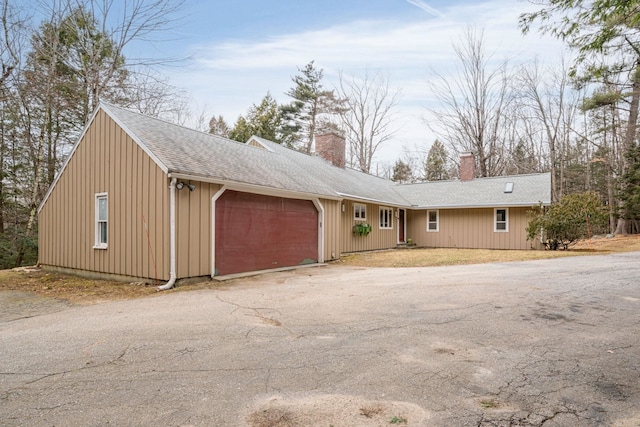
[214,190,319,276]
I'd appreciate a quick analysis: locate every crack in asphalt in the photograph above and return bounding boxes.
[215,295,297,336]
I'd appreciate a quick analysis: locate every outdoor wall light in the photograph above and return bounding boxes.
[176,181,196,191]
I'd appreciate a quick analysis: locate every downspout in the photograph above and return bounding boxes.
[158,177,177,291]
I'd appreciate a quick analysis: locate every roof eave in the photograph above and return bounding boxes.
[411,201,551,209]
[168,172,342,201]
[336,192,410,208]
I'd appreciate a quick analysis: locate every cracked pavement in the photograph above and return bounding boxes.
[1,253,639,426]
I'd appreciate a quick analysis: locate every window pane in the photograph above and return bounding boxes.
[99,222,108,244]
[429,211,436,222]
[496,222,506,231]
[496,210,506,222]
[98,197,107,221]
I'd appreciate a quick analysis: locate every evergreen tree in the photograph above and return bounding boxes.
[208,115,230,138]
[425,140,450,181]
[391,159,413,183]
[229,93,285,144]
[620,142,640,233]
[281,61,341,153]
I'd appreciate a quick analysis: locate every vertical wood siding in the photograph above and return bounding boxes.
[320,199,341,260]
[340,200,399,253]
[175,181,221,278]
[408,207,542,250]
[38,110,170,280]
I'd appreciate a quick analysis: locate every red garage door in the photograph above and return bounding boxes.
[215,190,318,276]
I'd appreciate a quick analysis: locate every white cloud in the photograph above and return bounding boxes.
[405,0,443,17]
[170,0,567,166]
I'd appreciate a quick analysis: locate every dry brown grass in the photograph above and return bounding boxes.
[0,268,157,304]
[1,235,638,303]
[336,235,640,268]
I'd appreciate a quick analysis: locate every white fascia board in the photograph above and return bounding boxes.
[336,192,408,208]
[410,201,551,210]
[168,172,342,202]
[100,103,169,174]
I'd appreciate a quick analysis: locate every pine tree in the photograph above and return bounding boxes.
[208,115,230,138]
[425,140,450,181]
[281,61,341,153]
[620,142,640,233]
[229,93,285,144]
[391,159,413,183]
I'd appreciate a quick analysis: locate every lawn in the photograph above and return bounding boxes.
[335,234,640,268]
[0,235,638,302]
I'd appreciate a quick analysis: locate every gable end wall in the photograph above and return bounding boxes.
[38,110,171,281]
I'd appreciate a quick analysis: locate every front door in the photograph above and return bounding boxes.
[398,209,406,243]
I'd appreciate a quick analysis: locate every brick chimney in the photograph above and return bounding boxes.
[460,152,476,181]
[315,132,345,168]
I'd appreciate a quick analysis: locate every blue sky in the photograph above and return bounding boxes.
[95,0,571,168]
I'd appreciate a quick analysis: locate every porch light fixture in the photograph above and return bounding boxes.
[176,181,196,191]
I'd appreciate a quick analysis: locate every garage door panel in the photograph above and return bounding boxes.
[215,191,318,276]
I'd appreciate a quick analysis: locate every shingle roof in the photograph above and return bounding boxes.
[101,103,550,208]
[394,174,551,208]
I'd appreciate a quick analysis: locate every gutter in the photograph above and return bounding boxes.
[158,177,177,291]
[168,172,342,202]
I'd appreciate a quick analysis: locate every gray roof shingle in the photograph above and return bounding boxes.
[394,174,551,208]
[102,103,550,208]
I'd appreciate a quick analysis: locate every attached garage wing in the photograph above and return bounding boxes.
[214,190,319,276]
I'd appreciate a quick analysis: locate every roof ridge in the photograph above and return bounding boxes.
[100,101,248,148]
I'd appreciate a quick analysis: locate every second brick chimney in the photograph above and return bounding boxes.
[460,152,476,181]
[315,132,346,168]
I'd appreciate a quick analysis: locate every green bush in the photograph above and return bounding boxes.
[527,192,609,250]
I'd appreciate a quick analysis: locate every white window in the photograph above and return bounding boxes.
[427,210,439,232]
[495,208,508,232]
[354,203,366,220]
[379,207,393,229]
[95,193,108,248]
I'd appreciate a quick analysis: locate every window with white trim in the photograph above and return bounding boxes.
[95,193,108,248]
[495,208,508,232]
[427,210,439,232]
[354,203,366,220]
[379,207,393,229]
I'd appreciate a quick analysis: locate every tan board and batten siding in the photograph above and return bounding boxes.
[320,198,341,261]
[39,104,549,282]
[39,110,171,281]
[407,207,543,250]
[340,200,398,253]
[176,182,221,278]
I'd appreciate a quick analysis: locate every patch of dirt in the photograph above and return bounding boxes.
[336,235,640,268]
[0,267,158,304]
[245,394,429,426]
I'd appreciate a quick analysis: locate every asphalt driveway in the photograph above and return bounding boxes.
[1,253,639,426]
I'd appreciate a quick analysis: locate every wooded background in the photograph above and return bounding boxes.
[1,0,639,269]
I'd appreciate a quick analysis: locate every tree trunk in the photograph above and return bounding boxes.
[15,109,44,267]
[617,60,640,234]
[615,218,628,235]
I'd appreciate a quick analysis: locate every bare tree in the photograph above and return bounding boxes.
[337,70,400,174]
[118,69,193,129]
[516,58,579,201]
[0,0,26,88]
[58,0,185,122]
[427,27,513,177]
[0,0,28,248]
